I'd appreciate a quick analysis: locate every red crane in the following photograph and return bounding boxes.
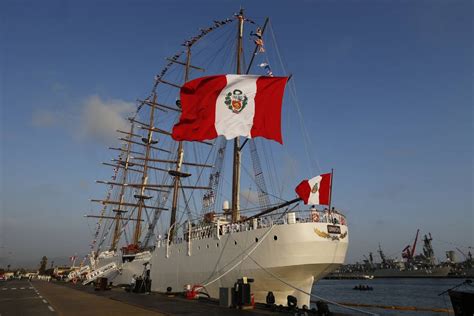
[402,229,420,260]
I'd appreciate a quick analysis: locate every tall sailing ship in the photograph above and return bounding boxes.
[81,10,349,307]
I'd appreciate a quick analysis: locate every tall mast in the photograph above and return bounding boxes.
[169,46,191,241]
[110,123,135,251]
[132,93,157,245]
[231,9,244,222]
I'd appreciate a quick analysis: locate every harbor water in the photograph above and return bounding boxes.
[311,278,464,315]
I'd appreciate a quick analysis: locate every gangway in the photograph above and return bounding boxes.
[66,265,90,282]
[82,262,120,285]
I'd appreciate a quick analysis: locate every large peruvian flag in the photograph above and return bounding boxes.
[295,173,332,205]
[172,75,288,144]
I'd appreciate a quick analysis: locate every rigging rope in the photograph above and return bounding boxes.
[241,162,287,203]
[268,22,322,174]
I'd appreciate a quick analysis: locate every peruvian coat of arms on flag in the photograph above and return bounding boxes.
[295,173,332,205]
[225,89,248,113]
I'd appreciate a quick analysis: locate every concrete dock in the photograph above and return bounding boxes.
[2,279,331,316]
[1,279,163,316]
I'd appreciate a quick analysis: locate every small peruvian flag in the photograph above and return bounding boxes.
[172,75,288,144]
[295,173,332,205]
[69,256,76,262]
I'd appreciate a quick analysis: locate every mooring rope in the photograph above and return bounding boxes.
[245,253,379,316]
[199,222,377,315]
[224,220,378,316]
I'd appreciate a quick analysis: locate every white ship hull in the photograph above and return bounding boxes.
[150,220,348,307]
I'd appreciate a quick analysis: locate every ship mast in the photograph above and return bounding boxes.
[169,47,192,241]
[231,9,244,222]
[132,93,157,245]
[110,124,135,251]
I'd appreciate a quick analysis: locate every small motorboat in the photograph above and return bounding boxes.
[353,285,373,291]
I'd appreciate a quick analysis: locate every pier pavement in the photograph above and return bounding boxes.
[3,279,327,316]
[1,279,53,316]
[0,279,163,316]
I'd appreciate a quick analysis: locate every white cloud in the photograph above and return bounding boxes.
[240,189,260,206]
[30,95,135,144]
[31,110,57,127]
[50,82,66,93]
[77,95,135,144]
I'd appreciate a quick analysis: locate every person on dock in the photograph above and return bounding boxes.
[130,274,136,292]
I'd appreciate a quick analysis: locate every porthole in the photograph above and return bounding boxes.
[274,235,278,241]
[217,243,219,247]
[255,237,259,242]
[234,241,237,245]
[206,244,209,249]
[198,246,201,250]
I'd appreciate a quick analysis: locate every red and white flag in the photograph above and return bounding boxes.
[172,75,288,144]
[295,173,332,205]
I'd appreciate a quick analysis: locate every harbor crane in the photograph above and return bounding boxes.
[402,229,420,261]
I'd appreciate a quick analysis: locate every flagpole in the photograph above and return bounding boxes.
[328,168,334,223]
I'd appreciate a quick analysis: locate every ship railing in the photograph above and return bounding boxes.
[251,209,347,227]
[159,221,219,254]
[299,209,346,225]
[159,210,346,248]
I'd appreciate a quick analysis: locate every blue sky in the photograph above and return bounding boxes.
[1,0,472,267]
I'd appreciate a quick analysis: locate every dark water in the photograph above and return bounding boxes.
[311,278,467,315]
